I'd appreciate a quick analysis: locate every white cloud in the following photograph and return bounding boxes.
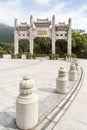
[29,2,87,32]
[0,0,23,25]
[45,2,87,31]
[35,0,50,5]
[0,0,87,32]
[7,0,22,6]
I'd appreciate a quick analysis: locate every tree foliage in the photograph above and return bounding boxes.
[0,42,14,54]
[56,39,67,57]
[19,40,29,53]
[72,30,87,57]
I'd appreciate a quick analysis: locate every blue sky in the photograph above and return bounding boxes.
[0,0,87,31]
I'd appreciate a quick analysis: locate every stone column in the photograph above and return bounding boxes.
[52,15,55,54]
[16,76,38,130]
[69,63,77,81]
[14,18,18,54]
[56,67,69,94]
[67,18,72,56]
[75,61,80,74]
[30,15,33,54]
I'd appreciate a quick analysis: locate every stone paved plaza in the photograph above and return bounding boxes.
[0,58,86,130]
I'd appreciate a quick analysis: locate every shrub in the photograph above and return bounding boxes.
[78,51,87,59]
[35,54,47,57]
[64,53,77,58]
[49,53,59,60]
[11,53,21,59]
[71,53,77,58]
[25,52,32,59]
[0,51,4,58]
[32,54,36,59]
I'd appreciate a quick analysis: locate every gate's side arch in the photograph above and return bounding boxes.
[55,18,72,55]
[18,39,30,53]
[14,18,30,54]
[55,39,67,55]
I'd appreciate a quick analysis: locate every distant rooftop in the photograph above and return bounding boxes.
[17,22,29,30]
[34,18,51,28]
[55,22,68,31]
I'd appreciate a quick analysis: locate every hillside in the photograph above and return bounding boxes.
[0,23,14,43]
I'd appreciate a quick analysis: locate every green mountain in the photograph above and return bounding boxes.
[0,23,14,43]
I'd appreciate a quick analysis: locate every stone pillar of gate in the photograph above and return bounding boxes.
[14,18,18,54]
[67,18,72,56]
[52,15,55,54]
[30,15,33,54]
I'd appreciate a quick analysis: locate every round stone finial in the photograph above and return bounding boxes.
[59,67,66,77]
[19,76,34,95]
[23,75,31,80]
[75,61,79,66]
[70,63,76,70]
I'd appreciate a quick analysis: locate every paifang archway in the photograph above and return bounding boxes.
[14,15,72,55]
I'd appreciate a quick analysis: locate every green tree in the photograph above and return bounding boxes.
[0,42,14,54]
[0,46,5,57]
[72,30,87,57]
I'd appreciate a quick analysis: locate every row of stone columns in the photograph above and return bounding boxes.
[16,61,80,130]
[56,61,80,94]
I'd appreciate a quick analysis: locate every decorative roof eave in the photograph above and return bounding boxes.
[55,25,69,31]
[34,23,51,28]
[18,25,29,28]
[18,22,29,28]
[34,18,51,27]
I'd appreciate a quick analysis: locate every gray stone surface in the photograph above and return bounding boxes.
[0,58,70,129]
[0,58,84,130]
[53,59,87,130]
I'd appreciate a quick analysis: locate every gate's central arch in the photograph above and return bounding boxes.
[34,37,52,54]
[14,15,71,55]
